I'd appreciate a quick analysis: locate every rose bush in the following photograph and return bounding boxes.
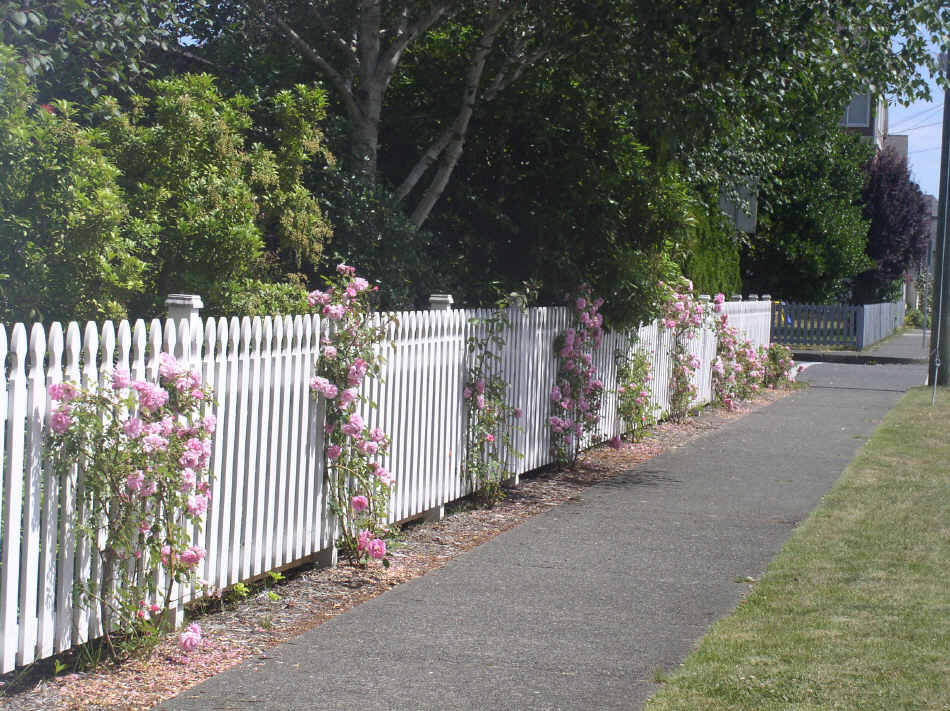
[46,352,214,653]
[549,286,605,464]
[658,278,707,421]
[462,297,524,505]
[308,264,396,566]
[615,345,657,440]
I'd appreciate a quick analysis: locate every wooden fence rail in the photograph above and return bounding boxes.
[0,300,770,672]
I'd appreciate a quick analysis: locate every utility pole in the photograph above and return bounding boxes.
[928,49,950,387]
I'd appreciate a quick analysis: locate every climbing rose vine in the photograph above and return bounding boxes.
[615,345,657,440]
[309,264,396,566]
[658,278,708,421]
[46,353,214,652]
[549,286,605,464]
[462,295,524,505]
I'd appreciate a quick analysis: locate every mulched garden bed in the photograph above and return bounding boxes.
[0,390,788,711]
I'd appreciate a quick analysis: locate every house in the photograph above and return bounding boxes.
[840,92,888,150]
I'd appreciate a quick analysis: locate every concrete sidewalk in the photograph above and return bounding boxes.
[160,361,925,711]
[793,328,930,364]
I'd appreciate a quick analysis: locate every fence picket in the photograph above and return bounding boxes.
[0,299,774,670]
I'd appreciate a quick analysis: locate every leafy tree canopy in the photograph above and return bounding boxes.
[741,131,874,303]
[852,147,930,304]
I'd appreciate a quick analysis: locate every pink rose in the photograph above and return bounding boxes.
[513,408,522,419]
[327,444,342,460]
[112,367,131,389]
[179,546,205,568]
[323,345,337,359]
[49,408,72,434]
[351,495,369,512]
[187,494,208,516]
[180,468,197,492]
[357,440,379,456]
[322,304,346,320]
[178,623,202,654]
[367,538,386,560]
[126,470,145,492]
[308,290,331,306]
[48,381,79,403]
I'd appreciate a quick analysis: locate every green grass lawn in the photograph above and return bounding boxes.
[644,386,950,711]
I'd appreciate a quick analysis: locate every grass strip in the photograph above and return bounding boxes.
[645,386,950,711]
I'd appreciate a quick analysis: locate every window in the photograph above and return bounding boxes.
[842,93,871,127]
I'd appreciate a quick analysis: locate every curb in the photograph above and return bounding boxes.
[792,351,927,366]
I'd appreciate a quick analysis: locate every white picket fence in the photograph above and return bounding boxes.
[0,299,770,672]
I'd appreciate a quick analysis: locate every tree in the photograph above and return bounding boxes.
[0,50,335,323]
[0,1,186,102]
[852,147,930,304]
[741,130,873,303]
[95,74,335,317]
[0,45,147,324]
[179,0,557,230]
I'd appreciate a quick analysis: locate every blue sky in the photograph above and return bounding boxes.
[887,50,946,198]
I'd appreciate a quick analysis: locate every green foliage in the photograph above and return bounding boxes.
[0,45,146,323]
[311,168,444,310]
[0,1,181,101]
[219,277,311,318]
[615,345,657,439]
[462,294,526,505]
[905,307,930,328]
[742,130,873,303]
[0,53,334,323]
[680,206,742,298]
[853,148,930,304]
[95,74,333,318]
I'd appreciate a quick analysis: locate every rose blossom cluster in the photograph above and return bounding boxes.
[711,296,795,408]
[549,286,606,464]
[658,278,708,421]
[45,351,215,637]
[616,347,656,439]
[308,264,394,565]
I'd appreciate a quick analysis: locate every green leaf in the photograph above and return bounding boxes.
[11,10,27,27]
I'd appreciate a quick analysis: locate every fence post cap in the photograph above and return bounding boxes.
[698,294,711,302]
[761,294,771,302]
[731,294,743,301]
[748,294,759,301]
[428,294,454,310]
[165,294,204,310]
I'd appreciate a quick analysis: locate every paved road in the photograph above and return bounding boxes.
[160,360,925,711]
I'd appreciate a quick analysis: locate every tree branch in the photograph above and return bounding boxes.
[265,6,363,123]
[377,1,455,86]
[482,45,549,103]
[394,123,455,201]
[148,40,225,71]
[307,5,360,76]
[359,0,382,81]
[408,0,525,227]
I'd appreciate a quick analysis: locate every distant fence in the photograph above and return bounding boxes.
[0,299,770,672]
[771,300,905,350]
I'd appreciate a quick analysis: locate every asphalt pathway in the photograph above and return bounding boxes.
[160,357,926,711]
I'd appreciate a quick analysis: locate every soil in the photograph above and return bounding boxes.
[0,390,788,711]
